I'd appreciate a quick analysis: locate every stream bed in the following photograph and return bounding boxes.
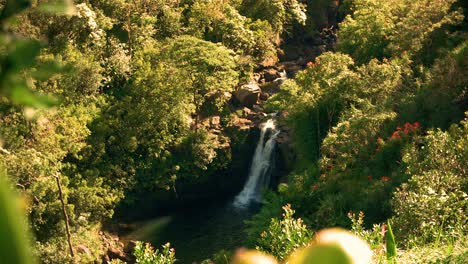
[127,199,261,263]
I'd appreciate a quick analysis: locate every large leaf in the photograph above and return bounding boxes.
[386,221,397,263]
[288,244,352,264]
[8,80,56,108]
[6,39,41,72]
[0,170,35,264]
[30,60,63,81]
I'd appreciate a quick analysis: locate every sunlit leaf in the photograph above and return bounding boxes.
[0,170,35,264]
[386,221,397,262]
[287,228,373,264]
[288,243,352,264]
[231,249,278,264]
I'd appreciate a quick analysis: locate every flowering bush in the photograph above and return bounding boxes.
[392,116,468,246]
[256,204,312,261]
[133,241,176,264]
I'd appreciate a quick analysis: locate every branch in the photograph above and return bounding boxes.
[0,147,11,155]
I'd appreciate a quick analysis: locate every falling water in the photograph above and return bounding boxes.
[233,119,280,207]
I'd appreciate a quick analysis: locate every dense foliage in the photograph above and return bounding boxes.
[0,0,311,262]
[0,0,466,263]
[257,0,467,261]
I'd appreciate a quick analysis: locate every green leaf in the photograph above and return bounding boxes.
[0,0,31,22]
[30,60,62,81]
[386,220,397,262]
[6,39,41,72]
[288,244,352,264]
[9,81,56,108]
[0,170,35,264]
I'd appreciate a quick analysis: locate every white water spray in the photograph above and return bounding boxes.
[234,119,280,207]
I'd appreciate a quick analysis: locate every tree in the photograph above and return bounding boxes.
[157,35,239,125]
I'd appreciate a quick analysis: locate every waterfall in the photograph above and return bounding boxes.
[233,119,280,207]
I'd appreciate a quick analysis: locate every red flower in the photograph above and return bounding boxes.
[413,121,421,129]
[306,61,314,67]
[312,184,319,190]
[390,131,401,139]
[367,176,373,181]
[381,176,390,182]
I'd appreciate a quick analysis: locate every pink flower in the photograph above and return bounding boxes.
[381,224,387,237]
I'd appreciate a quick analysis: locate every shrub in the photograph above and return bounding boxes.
[133,241,176,264]
[391,115,468,246]
[338,0,463,64]
[255,204,312,261]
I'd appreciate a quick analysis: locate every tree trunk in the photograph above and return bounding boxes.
[55,173,75,260]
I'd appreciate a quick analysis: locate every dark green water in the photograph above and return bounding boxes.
[131,199,261,263]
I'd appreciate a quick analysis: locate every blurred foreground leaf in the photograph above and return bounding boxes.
[9,82,56,108]
[288,243,352,264]
[231,250,278,264]
[5,38,41,71]
[0,170,35,264]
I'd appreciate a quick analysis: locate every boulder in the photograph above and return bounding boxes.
[242,107,253,117]
[107,246,126,260]
[263,68,280,82]
[260,92,269,101]
[234,83,261,107]
[124,240,138,254]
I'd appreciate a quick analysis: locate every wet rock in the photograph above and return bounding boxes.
[253,73,261,82]
[279,61,303,76]
[242,107,253,117]
[252,104,264,112]
[124,240,138,254]
[278,69,287,79]
[263,68,280,82]
[234,82,261,107]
